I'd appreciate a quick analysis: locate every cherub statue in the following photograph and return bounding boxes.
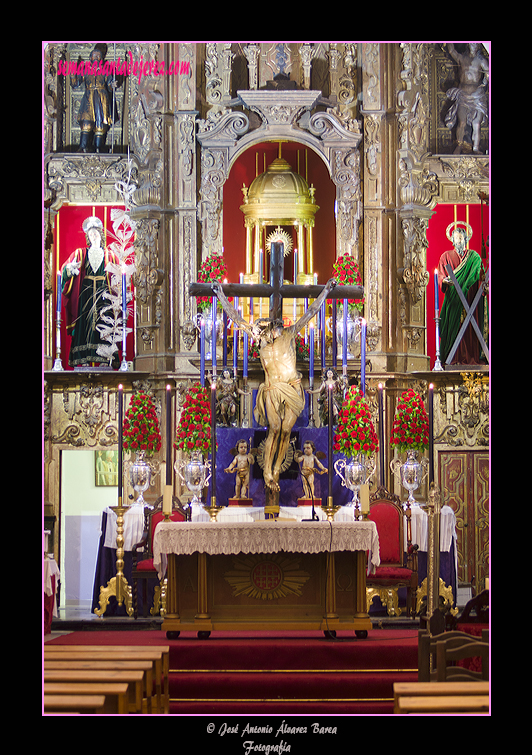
[224,438,257,499]
[294,440,328,500]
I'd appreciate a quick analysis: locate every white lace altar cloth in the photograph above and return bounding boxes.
[153,519,380,580]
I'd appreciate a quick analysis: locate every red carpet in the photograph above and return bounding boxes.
[46,629,418,716]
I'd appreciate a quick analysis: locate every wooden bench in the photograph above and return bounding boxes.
[43,653,159,713]
[394,681,490,714]
[44,645,169,714]
[43,668,145,714]
[43,694,106,714]
[44,682,130,714]
[395,695,489,714]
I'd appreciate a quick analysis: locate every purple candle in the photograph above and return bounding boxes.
[309,322,315,382]
[320,302,326,369]
[434,269,440,316]
[243,331,248,378]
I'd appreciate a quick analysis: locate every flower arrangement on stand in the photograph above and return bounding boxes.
[390,389,429,453]
[196,254,229,312]
[123,391,162,457]
[334,386,379,458]
[122,391,162,504]
[174,382,213,509]
[174,382,212,457]
[295,333,309,361]
[390,389,429,506]
[332,254,365,313]
[333,386,378,511]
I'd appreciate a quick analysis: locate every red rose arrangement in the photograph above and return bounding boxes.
[122,392,162,456]
[332,254,365,313]
[334,386,379,458]
[174,382,212,456]
[390,389,429,453]
[196,254,229,312]
[295,333,309,361]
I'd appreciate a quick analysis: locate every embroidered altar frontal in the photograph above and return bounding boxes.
[155,520,379,637]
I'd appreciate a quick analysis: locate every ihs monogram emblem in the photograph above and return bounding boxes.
[224,553,310,600]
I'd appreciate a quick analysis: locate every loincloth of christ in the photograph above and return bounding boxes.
[253,375,305,427]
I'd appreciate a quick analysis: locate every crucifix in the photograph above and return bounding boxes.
[189,241,364,507]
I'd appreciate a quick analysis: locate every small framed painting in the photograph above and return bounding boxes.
[95,449,119,487]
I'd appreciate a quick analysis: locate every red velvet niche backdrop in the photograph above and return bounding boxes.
[426,203,489,369]
[222,141,337,287]
[54,204,135,370]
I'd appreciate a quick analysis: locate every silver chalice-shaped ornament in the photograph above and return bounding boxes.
[176,452,212,512]
[390,450,428,507]
[334,455,376,515]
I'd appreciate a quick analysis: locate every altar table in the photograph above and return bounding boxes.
[154,520,379,638]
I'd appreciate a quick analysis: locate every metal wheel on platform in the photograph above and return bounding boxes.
[166,631,180,639]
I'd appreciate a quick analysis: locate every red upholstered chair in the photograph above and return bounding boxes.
[132,495,186,619]
[366,486,418,617]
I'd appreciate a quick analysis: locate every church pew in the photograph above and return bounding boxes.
[44,682,130,714]
[393,681,489,714]
[43,694,106,714]
[43,656,156,713]
[394,694,490,714]
[43,668,145,714]
[44,645,169,714]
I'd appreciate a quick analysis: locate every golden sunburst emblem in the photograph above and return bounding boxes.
[265,227,293,257]
[224,553,310,600]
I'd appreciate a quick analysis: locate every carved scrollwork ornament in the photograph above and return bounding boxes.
[400,216,430,304]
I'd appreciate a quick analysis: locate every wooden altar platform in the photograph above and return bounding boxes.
[153,519,380,639]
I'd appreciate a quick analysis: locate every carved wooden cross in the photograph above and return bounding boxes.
[189,242,364,321]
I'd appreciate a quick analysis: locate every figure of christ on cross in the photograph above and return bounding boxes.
[189,242,364,505]
[211,277,337,495]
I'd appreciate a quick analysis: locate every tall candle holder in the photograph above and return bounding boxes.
[52,311,64,371]
[52,271,64,371]
[241,375,250,428]
[95,384,133,617]
[433,313,444,371]
[94,499,134,616]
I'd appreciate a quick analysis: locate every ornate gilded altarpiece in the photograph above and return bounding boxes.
[43,42,489,595]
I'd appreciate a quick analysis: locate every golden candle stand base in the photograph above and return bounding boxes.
[322,497,340,521]
[94,501,134,617]
[415,577,458,617]
[204,504,224,521]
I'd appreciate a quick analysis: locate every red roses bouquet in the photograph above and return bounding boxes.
[174,382,212,456]
[390,389,429,453]
[334,386,378,458]
[196,254,229,312]
[122,392,162,457]
[332,254,365,313]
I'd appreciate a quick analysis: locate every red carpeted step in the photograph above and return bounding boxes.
[169,670,418,701]
[168,699,397,715]
[47,629,419,715]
